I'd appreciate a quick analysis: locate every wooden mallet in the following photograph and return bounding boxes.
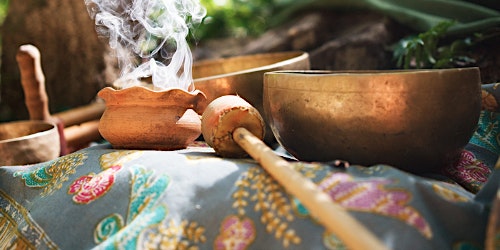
[201,95,387,250]
[16,44,104,154]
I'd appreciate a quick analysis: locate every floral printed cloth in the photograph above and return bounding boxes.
[0,84,499,250]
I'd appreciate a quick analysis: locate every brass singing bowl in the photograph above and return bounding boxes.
[194,51,310,143]
[263,68,482,173]
[0,120,60,166]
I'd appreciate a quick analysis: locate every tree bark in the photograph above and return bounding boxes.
[0,0,112,121]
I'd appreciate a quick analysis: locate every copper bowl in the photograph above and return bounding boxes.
[263,68,482,173]
[194,51,310,143]
[0,120,60,166]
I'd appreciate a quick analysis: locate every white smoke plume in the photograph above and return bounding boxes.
[85,0,206,90]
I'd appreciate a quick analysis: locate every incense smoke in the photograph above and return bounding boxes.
[85,0,206,90]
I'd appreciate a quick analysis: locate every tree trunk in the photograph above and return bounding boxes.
[0,0,113,122]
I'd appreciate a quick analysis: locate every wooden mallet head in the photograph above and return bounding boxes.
[201,95,265,158]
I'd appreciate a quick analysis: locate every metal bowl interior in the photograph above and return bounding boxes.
[194,51,310,144]
[263,68,482,173]
[0,120,60,165]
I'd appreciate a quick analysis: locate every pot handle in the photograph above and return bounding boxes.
[192,90,208,115]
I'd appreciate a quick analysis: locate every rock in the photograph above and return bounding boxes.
[194,10,499,83]
[196,11,410,70]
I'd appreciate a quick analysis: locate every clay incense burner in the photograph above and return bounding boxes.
[98,86,207,150]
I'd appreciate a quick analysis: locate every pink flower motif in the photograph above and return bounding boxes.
[214,215,256,250]
[318,172,432,238]
[446,150,491,183]
[68,165,122,204]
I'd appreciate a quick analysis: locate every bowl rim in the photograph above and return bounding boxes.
[264,67,480,77]
[193,51,309,81]
[0,120,58,143]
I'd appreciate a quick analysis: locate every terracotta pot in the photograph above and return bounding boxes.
[98,86,207,150]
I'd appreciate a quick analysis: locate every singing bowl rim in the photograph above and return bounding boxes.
[193,51,309,81]
[0,120,58,143]
[264,67,480,82]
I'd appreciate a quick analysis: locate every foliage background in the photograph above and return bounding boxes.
[0,0,7,23]
[197,0,285,40]
[0,0,279,43]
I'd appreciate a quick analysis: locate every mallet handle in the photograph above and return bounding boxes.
[53,102,105,127]
[17,44,51,121]
[233,127,387,250]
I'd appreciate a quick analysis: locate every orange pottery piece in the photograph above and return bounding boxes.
[98,86,207,150]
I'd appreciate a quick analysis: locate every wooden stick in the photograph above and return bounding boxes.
[17,44,105,127]
[53,102,105,128]
[63,120,101,152]
[16,44,53,122]
[233,127,388,250]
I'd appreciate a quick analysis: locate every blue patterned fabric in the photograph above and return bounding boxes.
[0,142,498,249]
